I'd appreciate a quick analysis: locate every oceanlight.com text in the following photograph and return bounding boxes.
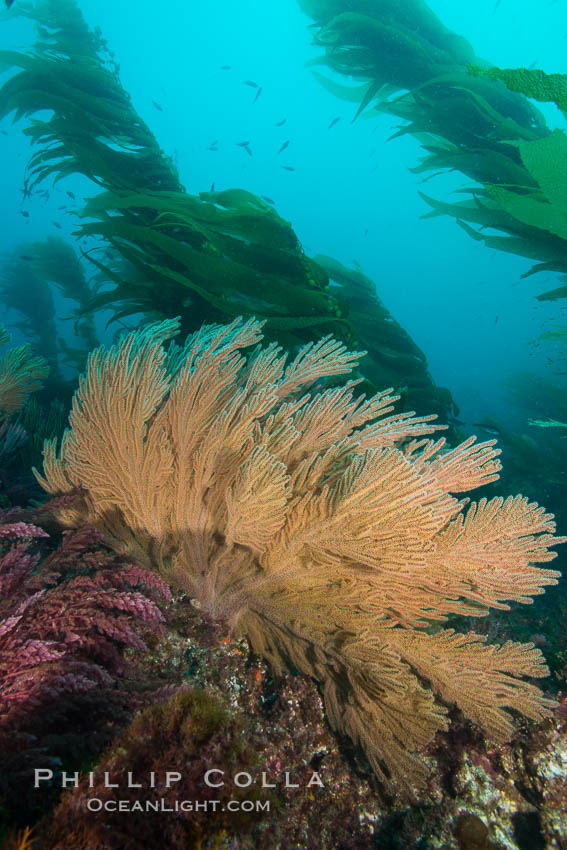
[86,798,271,813]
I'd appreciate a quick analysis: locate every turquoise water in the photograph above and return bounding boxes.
[2,0,567,428]
[1,2,567,845]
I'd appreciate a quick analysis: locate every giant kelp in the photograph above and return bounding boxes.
[538,326,567,371]
[0,251,62,385]
[75,187,341,342]
[0,0,456,421]
[0,0,342,344]
[420,127,567,296]
[1,238,98,384]
[0,325,48,416]
[314,254,457,418]
[299,0,567,299]
[466,64,567,301]
[22,237,99,355]
[469,64,567,115]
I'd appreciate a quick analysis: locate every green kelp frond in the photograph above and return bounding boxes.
[481,131,567,291]
[0,326,49,415]
[420,127,567,296]
[1,0,457,422]
[0,0,182,195]
[301,0,567,302]
[469,64,567,115]
[14,396,68,469]
[1,0,350,349]
[0,239,100,383]
[11,238,98,355]
[537,324,567,363]
[410,141,539,188]
[313,255,458,420]
[510,130,567,211]
[529,418,567,432]
[0,249,62,383]
[74,187,345,339]
[486,185,567,242]
[540,325,567,344]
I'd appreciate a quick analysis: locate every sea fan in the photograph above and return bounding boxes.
[35,317,564,793]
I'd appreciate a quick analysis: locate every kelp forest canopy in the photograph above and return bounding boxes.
[298,0,567,303]
[0,0,456,421]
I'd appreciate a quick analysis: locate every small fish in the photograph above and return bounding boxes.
[66,191,76,199]
[493,0,501,11]
[282,165,295,171]
[152,100,164,112]
[328,116,340,129]
[253,86,262,103]
[20,210,29,217]
[210,182,215,192]
[208,141,219,151]
[244,145,252,156]
[473,423,501,436]
[5,0,16,8]
[19,254,34,261]
[0,130,7,135]
[58,204,67,210]
[244,80,259,88]
[278,140,289,154]
[52,221,62,229]
[220,65,231,70]
[494,315,499,324]
[275,119,287,127]
[364,229,368,237]
[527,60,538,69]
[261,195,275,205]
[236,140,250,147]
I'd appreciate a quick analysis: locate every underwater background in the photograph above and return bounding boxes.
[1,0,567,848]
[2,0,567,420]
